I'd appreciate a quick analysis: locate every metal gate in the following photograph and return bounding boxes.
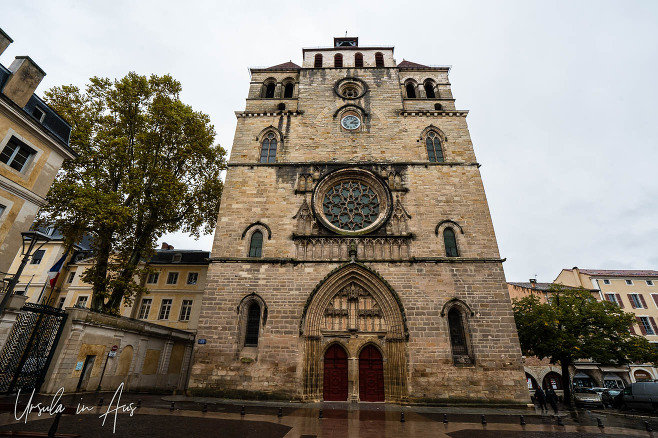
[0,303,67,394]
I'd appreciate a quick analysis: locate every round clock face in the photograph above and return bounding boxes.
[341,115,361,130]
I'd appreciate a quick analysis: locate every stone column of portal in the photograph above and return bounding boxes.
[349,356,359,402]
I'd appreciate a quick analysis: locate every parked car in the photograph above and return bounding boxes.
[602,388,622,407]
[616,382,658,411]
[573,387,604,408]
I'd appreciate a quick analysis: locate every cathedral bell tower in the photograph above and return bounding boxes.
[189,37,529,404]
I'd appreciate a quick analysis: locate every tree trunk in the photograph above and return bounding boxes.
[90,233,113,312]
[560,358,572,406]
[105,228,153,312]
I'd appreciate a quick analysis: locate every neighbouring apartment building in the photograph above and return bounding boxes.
[507,280,614,398]
[0,28,75,274]
[52,243,208,332]
[5,228,207,333]
[555,267,658,385]
[189,37,529,403]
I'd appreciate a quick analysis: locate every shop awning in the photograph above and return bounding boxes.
[573,364,599,370]
[600,367,629,373]
[574,372,592,378]
[604,373,624,380]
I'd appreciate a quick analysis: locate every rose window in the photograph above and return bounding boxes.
[322,181,380,231]
[312,168,392,235]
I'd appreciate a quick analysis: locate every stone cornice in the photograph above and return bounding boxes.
[209,257,505,264]
[400,110,468,117]
[235,110,304,118]
[0,175,46,206]
[227,161,480,168]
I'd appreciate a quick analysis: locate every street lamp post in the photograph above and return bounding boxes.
[0,231,52,315]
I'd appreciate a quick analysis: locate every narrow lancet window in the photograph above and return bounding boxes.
[249,230,263,257]
[245,303,261,346]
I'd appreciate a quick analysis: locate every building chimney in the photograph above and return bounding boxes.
[161,242,174,250]
[529,279,537,289]
[2,56,46,108]
[0,28,13,57]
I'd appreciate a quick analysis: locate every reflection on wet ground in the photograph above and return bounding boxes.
[0,392,657,437]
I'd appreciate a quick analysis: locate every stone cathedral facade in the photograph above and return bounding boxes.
[189,37,529,403]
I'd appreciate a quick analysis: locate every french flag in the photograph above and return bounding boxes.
[47,254,67,287]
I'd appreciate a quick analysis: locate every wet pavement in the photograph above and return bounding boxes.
[0,391,657,437]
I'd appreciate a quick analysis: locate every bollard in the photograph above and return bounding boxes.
[520,415,525,426]
[557,416,564,426]
[170,402,175,411]
[319,409,323,419]
[97,398,103,407]
[443,413,448,424]
[645,421,652,432]
[597,417,604,428]
[481,414,486,425]
[240,406,246,416]
[400,412,405,423]
[278,407,283,417]
[202,403,208,413]
[137,399,141,408]
[47,411,62,438]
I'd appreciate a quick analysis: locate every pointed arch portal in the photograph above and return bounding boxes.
[302,263,408,402]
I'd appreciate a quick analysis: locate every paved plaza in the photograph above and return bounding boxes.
[1,392,658,437]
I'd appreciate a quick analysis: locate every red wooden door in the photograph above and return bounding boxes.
[359,345,384,402]
[323,344,348,401]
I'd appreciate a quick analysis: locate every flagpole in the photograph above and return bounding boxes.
[36,279,48,304]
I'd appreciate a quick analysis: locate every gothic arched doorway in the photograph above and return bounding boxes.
[323,344,348,401]
[301,263,409,402]
[359,345,384,402]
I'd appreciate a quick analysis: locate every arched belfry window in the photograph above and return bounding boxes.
[448,307,472,364]
[444,228,458,257]
[314,54,323,68]
[334,53,343,68]
[405,83,416,98]
[355,53,364,68]
[284,82,294,98]
[424,81,436,98]
[426,131,444,163]
[375,52,384,67]
[260,132,277,163]
[249,230,263,257]
[245,302,261,346]
[265,82,276,99]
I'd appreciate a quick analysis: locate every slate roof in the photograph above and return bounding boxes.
[264,61,301,71]
[397,59,430,69]
[577,269,658,277]
[149,249,210,265]
[508,282,554,292]
[0,62,72,148]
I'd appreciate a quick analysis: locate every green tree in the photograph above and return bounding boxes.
[39,73,226,313]
[513,285,658,404]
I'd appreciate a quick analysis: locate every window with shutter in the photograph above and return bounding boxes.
[616,294,624,308]
[637,317,647,335]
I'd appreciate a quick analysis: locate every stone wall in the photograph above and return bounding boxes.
[190,44,529,404]
[41,308,194,394]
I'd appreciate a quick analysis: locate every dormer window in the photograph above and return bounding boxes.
[32,106,45,122]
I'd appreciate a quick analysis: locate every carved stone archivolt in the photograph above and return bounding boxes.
[301,263,408,402]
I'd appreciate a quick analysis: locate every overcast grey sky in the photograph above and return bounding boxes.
[3,0,657,282]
